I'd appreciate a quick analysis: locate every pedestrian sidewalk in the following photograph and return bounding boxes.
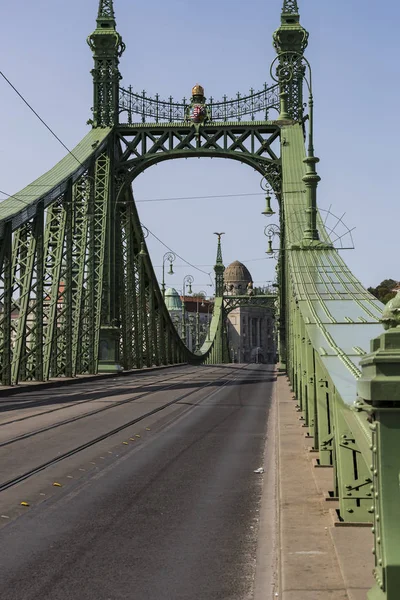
[276,372,374,600]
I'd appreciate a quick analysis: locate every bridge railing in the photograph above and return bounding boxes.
[119,84,280,124]
[281,123,398,597]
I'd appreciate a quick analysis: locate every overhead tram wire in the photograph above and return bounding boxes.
[0,189,267,207]
[0,71,86,170]
[0,72,269,208]
[0,71,268,283]
[136,192,264,204]
[141,224,214,285]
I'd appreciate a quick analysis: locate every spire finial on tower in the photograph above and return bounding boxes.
[213,233,225,297]
[282,0,299,15]
[98,0,116,20]
[87,1,125,128]
[273,0,308,121]
[214,232,225,265]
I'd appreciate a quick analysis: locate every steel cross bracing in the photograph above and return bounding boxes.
[115,123,282,194]
[223,294,276,315]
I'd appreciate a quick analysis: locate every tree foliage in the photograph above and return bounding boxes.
[368,279,397,304]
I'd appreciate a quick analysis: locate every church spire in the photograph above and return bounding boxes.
[213,233,225,297]
[87,0,125,128]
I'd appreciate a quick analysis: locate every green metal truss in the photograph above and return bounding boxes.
[0,2,398,595]
[115,123,281,193]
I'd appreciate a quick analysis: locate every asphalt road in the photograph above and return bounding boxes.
[0,364,275,600]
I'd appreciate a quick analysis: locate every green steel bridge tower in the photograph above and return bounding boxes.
[0,1,400,597]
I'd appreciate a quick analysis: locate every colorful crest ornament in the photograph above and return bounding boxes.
[189,103,207,123]
[185,83,209,125]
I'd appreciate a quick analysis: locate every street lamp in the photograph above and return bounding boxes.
[195,290,207,350]
[161,251,176,299]
[260,178,275,217]
[181,274,194,343]
[264,224,280,259]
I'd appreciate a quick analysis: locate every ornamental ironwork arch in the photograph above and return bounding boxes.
[223,294,277,316]
[114,122,283,197]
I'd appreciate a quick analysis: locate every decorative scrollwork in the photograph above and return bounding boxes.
[270,52,306,122]
[270,52,304,86]
[119,83,280,124]
[264,162,282,198]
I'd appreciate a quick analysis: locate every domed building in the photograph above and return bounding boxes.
[224,260,275,363]
[164,288,182,311]
[224,260,253,296]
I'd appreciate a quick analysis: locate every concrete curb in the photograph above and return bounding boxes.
[254,367,279,599]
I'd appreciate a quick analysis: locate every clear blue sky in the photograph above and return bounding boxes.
[1,0,399,294]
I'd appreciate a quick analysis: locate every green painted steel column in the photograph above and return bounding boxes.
[333,396,372,523]
[87,1,125,128]
[0,223,12,385]
[314,355,333,465]
[357,316,400,599]
[71,175,90,376]
[302,155,321,243]
[273,0,308,121]
[34,202,44,381]
[64,185,73,378]
[12,224,38,384]
[305,336,317,442]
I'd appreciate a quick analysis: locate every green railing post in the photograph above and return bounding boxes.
[358,298,400,599]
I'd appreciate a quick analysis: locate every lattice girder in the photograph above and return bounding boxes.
[115,123,282,198]
[223,294,277,315]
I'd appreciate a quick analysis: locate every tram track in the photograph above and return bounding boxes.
[0,367,215,430]
[0,366,199,414]
[0,367,224,446]
[0,367,243,493]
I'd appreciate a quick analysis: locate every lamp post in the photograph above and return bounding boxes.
[138,225,149,368]
[195,290,207,350]
[181,274,194,344]
[161,251,176,299]
[270,52,321,244]
[207,297,214,341]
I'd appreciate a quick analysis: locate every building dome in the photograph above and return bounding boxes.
[165,288,182,310]
[224,261,253,295]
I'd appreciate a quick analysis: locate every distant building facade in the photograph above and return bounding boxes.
[224,261,275,363]
[164,288,212,352]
